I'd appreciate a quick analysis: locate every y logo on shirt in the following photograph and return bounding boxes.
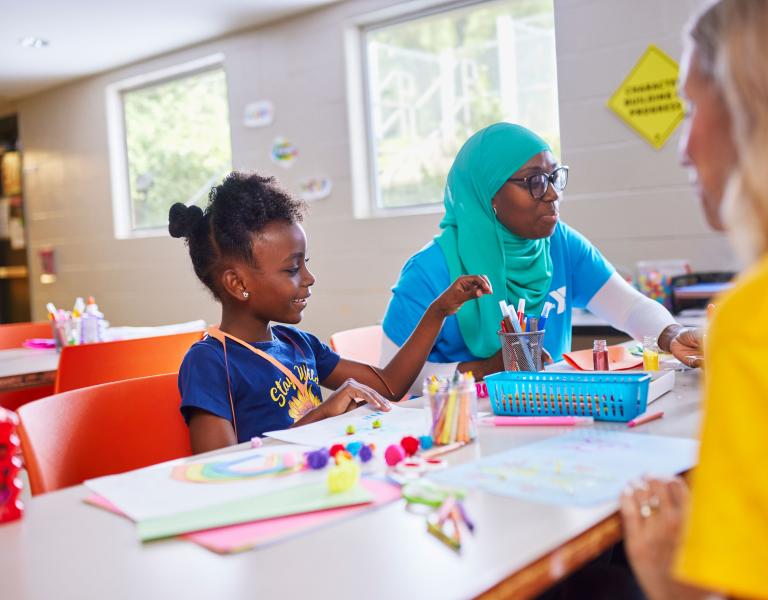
[549,287,567,315]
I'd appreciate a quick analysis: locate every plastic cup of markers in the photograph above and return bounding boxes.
[498,330,544,372]
[51,320,72,353]
[426,384,478,446]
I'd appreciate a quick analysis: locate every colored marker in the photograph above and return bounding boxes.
[627,411,664,428]
[498,300,516,333]
[528,316,538,332]
[538,302,554,331]
[516,299,526,326]
[481,416,594,426]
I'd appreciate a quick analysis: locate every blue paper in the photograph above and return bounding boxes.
[430,429,698,506]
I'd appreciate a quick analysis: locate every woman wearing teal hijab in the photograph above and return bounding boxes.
[381,123,702,391]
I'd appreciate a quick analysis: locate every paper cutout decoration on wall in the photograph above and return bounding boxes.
[271,137,298,168]
[606,45,684,150]
[299,177,332,201]
[243,100,274,128]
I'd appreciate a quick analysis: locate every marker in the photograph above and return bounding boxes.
[46,302,59,321]
[538,302,554,331]
[481,416,594,426]
[528,316,538,332]
[498,300,516,333]
[516,299,526,326]
[627,411,664,428]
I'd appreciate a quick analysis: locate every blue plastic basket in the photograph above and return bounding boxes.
[485,371,651,422]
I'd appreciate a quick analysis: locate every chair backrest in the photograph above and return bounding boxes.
[54,330,203,393]
[17,373,192,495]
[0,321,52,350]
[329,325,383,366]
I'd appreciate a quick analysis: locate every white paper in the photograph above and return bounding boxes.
[265,404,429,449]
[102,319,207,341]
[8,217,25,249]
[85,444,320,522]
[243,100,274,128]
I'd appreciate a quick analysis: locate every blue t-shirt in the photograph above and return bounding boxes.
[178,325,341,442]
[382,222,614,363]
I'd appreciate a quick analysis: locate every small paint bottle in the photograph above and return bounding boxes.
[593,339,609,370]
[643,336,660,371]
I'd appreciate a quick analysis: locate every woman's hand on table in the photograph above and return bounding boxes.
[659,325,704,368]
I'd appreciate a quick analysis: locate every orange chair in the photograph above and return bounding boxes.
[54,330,203,393]
[0,321,55,411]
[17,373,192,495]
[329,325,383,366]
[0,321,52,349]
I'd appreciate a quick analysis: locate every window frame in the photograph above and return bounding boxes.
[105,53,228,239]
[344,0,558,219]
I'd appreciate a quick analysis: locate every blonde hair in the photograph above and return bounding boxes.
[688,0,768,263]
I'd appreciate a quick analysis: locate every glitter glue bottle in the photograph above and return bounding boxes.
[593,339,609,371]
[0,408,24,524]
[643,336,660,371]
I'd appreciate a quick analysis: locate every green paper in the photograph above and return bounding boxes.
[137,482,373,542]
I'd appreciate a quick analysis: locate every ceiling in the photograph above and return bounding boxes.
[0,0,341,102]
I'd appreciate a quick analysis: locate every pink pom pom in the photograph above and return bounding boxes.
[384,444,406,466]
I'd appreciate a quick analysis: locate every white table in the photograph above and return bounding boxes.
[0,370,702,600]
[0,348,58,392]
[572,309,706,330]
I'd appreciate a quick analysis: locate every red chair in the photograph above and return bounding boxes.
[0,321,55,411]
[329,325,383,366]
[17,373,192,495]
[0,321,52,349]
[54,330,203,393]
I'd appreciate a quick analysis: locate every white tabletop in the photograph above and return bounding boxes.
[0,348,59,391]
[0,369,702,600]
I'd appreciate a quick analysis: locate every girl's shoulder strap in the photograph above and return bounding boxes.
[206,327,307,395]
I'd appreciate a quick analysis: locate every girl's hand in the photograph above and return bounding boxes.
[434,275,493,317]
[620,477,696,600]
[319,379,393,418]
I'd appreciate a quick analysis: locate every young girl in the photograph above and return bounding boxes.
[170,172,491,453]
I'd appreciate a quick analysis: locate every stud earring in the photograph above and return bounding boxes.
[242,291,250,299]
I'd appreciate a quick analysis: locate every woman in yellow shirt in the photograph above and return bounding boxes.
[621,1,768,599]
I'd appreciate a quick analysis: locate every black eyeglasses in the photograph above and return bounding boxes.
[507,166,569,201]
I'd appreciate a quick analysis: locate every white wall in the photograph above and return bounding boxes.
[15,0,729,342]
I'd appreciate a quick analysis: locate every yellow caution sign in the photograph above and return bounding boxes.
[607,45,684,150]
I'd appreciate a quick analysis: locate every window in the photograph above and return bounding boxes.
[353,0,559,215]
[107,55,232,238]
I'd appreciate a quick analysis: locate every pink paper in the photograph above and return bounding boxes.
[86,478,401,554]
[22,338,56,349]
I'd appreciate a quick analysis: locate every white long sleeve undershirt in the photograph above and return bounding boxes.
[381,272,678,396]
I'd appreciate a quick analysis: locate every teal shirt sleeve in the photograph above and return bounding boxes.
[382,242,475,363]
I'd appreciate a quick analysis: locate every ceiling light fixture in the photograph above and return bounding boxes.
[18,37,49,49]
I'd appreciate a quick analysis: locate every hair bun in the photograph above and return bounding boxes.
[168,203,204,238]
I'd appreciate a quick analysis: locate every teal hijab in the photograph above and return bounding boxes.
[435,123,554,358]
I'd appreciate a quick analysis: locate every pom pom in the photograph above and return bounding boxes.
[359,444,374,463]
[385,444,406,466]
[306,448,329,470]
[372,419,382,429]
[168,202,204,239]
[335,450,353,464]
[346,441,363,456]
[329,444,346,458]
[250,437,263,448]
[345,424,356,435]
[401,436,420,457]
[419,435,434,451]
[327,460,360,494]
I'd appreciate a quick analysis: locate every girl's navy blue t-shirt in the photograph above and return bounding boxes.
[178,325,341,442]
